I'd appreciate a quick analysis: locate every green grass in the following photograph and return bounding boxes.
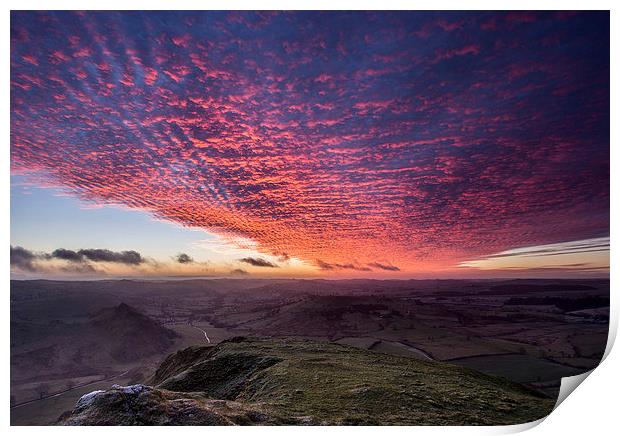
[154,337,555,425]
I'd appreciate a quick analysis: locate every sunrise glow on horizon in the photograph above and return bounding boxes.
[10,11,609,279]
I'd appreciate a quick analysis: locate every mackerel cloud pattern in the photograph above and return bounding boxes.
[10,11,609,272]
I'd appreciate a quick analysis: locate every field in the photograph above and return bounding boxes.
[10,278,609,425]
[447,354,583,384]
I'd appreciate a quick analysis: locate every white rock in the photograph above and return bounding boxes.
[114,384,148,394]
[76,390,105,409]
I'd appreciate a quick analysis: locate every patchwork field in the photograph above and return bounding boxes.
[11,278,609,425]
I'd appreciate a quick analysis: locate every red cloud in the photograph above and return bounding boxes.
[10,11,609,274]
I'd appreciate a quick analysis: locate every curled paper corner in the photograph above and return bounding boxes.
[549,315,615,415]
[601,308,617,362]
[494,371,597,434]
[498,320,616,434]
[491,416,547,434]
[542,314,616,425]
[553,369,594,411]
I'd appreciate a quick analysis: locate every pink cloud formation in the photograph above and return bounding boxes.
[10,11,609,274]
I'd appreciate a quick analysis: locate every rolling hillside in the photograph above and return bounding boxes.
[60,337,555,425]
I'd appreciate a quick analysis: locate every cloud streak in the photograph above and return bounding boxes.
[368,262,401,271]
[458,237,609,274]
[316,260,371,272]
[51,248,83,262]
[239,257,278,268]
[10,246,37,271]
[10,246,146,274]
[77,249,143,265]
[175,253,194,264]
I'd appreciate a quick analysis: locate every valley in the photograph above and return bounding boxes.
[10,278,609,425]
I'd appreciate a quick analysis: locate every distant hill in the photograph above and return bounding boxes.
[11,303,177,385]
[59,337,555,425]
[89,303,177,362]
[229,295,396,338]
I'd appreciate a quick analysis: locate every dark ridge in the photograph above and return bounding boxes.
[151,346,216,386]
[155,344,282,400]
[89,303,177,362]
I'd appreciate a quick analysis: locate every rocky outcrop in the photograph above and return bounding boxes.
[59,384,275,425]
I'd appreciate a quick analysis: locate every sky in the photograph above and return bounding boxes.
[10,11,609,279]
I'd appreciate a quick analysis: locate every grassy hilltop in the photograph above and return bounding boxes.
[60,336,555,425]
